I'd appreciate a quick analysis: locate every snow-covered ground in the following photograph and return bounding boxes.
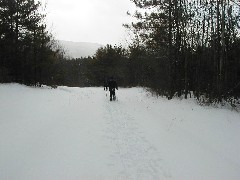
[0,83,240,180]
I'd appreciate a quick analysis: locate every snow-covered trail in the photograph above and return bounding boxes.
[0,84,240,180]
[103,95,171,179]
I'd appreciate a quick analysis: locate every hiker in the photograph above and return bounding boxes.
[107,77,118,101]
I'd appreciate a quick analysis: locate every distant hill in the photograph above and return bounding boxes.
[59,40,103,58]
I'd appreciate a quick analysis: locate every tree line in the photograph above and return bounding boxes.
[0,0,64,86]
[123,0,240,103]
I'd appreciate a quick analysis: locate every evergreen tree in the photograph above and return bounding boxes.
[0,0,64,86]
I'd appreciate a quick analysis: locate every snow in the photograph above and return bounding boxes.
[0,83,240,179]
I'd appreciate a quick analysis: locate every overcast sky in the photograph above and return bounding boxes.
[45,0,136,45]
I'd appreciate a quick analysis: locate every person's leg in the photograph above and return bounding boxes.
[110,90,113,101]
[113,91,116,100]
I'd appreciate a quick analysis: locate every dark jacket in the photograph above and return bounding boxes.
[108,79,118,91]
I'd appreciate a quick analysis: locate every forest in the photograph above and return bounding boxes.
[0,0,240,105]
[0,0,65,86]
